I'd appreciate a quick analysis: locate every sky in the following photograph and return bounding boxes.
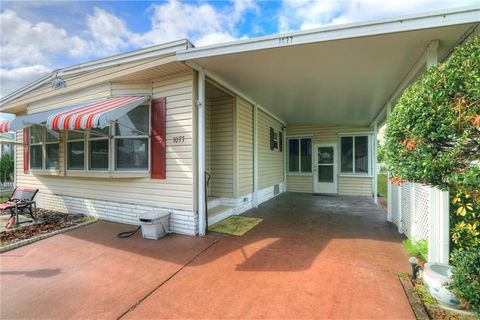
[0,0,478,100]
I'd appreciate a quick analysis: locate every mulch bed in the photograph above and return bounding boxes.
[1,209,92,247]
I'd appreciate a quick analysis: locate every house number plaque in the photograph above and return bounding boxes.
[173,136,185,143]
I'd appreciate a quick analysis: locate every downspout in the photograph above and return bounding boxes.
[386,103,393,222]
[197,69,207,236]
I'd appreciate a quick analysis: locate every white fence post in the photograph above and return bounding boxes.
[428,188,450,263]
[398,185,402,233]
[387,179,393,222]
[411,183,416,239]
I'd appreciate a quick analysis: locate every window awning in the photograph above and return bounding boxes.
[0,120,12,133]
[3,105,80,133]
[46,95,150,130]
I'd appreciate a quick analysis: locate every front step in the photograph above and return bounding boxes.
[207,197,222,210]
[207,205,234,226]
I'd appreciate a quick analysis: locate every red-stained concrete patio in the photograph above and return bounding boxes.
[1,193,414,319]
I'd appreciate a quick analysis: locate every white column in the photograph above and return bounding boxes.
[386,103,392,222]
[428,188,450,263]
[426,40,439,68]
[197,69,206,236]
[253,104,259,207]
[373,119,378,204]
[398,185,403,234]
[283,126,287,193]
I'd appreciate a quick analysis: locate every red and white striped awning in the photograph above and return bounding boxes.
[46,95,149,130]
[0,120,12,133]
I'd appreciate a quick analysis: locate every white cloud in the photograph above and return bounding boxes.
[140,0,257,46]
[0,9,89,68]
[278,0,477,32]
[86,7,139,53]
[0,65,51,97]
[0,0,259,97]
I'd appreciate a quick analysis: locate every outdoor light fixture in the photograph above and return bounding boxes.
[51,74,66,89]
[409,256,419,280]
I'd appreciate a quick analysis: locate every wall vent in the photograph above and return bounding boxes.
[274,184,280,195]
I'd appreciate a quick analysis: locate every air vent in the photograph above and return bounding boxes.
[274,184,280,195]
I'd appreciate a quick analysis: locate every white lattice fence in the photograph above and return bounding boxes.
[411,183,431,240]
[390,182,431,241]
[389,180,450,263]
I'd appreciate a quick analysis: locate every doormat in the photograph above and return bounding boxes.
[209,216,263,236]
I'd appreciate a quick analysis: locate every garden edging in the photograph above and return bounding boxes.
[0,219,97,253]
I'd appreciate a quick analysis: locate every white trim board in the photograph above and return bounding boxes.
[177,6,479,60]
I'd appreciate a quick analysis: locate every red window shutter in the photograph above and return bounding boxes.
[23,127,29,173]
[270,127,274,150]
[279,131,283,152]
[151,98,166,179]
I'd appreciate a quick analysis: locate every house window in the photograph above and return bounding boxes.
[288,138,312,173]
[89,127,109,171]
[273,131,279,150]
[340,135,370,174]
[45,129,60,169]
[67,130,85,170]
[65,105,150,172]
[29,125,60,170]
[114,105,149,170]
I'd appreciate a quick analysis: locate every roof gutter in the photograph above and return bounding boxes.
[177,6,480,61]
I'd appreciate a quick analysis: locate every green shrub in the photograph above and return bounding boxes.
[0,153,14,183]
[384,36,480,193]
[384,36,480,254]
[448,250,480,315]
[403,238,428,262]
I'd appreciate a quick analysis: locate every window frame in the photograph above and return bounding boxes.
[63,104,151,175]
[287,136,313,176]
[88,127,110,172]
[338,133,372,176]
[29,125,60,171]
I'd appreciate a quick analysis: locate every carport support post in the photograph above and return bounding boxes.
[253,104,259,207]
[197,69,206,236]
[373,119,378,204]
[426,40,439,68]
[386,103,392,222]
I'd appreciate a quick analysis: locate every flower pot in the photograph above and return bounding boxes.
[423,263,463,309]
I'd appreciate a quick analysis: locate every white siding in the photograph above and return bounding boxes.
[15,70,198,235]
[258,110,284,190]
[338,176,373,196]
[28,83,111,114]
[236,97,253,197]
[206,96,235,198]
[8,55,176,110]
[286,125,373,196]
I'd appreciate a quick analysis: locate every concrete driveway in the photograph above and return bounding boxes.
[1,193,414,319]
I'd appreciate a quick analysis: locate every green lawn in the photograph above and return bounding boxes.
[378,173,388,198]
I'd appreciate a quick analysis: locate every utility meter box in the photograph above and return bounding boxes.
[138,210,170,240]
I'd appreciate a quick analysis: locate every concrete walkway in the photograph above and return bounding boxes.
[1,193,414,319]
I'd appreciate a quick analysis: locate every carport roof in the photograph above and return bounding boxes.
[177,6,480,126]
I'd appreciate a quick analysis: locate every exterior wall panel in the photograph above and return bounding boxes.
[286,125,373,196]
[236,97,253,197]
[258,110,284,190]
[15,70,198,234]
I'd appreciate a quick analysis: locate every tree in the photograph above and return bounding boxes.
[0,153,14,183]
